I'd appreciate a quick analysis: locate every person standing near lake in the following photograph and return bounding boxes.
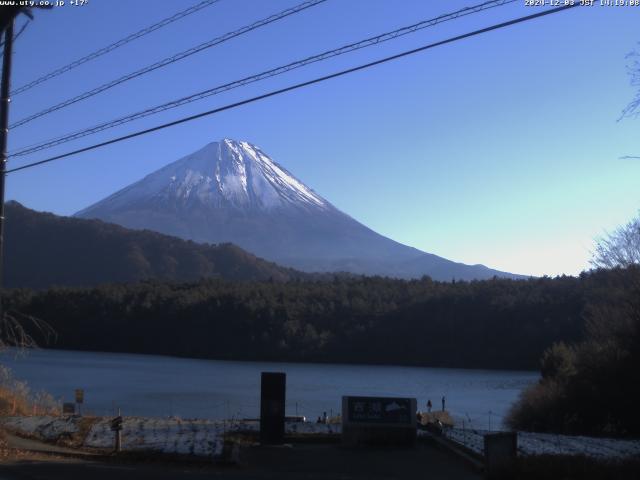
[427,399,432,413]
[442,396,446,412]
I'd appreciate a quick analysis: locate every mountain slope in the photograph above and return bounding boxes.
[76,139,525,280]
[4,201,304,289]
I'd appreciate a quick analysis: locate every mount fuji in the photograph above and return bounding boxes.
[75,139,523,280]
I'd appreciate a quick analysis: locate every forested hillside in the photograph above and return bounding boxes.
[6,268,633,371]
[4,201,305,288]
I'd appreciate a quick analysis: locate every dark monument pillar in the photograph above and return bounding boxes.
[260,372,286,445]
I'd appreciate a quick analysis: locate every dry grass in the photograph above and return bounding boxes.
[0,364,60,417]
[418,410,454,427]
[0,386,32,416]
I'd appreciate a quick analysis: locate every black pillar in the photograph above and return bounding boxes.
[259,372,285,445]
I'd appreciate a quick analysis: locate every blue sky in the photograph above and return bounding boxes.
[5,0,640,277]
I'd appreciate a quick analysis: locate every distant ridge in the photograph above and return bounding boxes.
[75,139,526,281]
[4,201,305,289]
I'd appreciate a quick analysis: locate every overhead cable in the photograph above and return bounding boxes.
[9,0,327,129]
[10,0,515,158]
[6,4,578,175]
[10,0,224,96]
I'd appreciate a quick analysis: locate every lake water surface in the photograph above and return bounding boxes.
[1,349,538,429]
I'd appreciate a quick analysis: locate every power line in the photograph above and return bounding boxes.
[9,0,327,129]
[10,0,517,158]
[0,19,30,62]
[6,4,578,175]
[0,18,30,48]
[12,19,29,41]
[10,0,223,96]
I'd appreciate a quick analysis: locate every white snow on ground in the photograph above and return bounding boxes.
[442,427,640,460]
[6,416,638,460]
[2,416,79,441]
[1,416,340,458]
[285,421,339,435]
[82,417,257,457]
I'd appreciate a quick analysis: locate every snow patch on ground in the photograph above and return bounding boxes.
[1,416,340,458]
[83,417,256,457]
[3,415,79,441]
[442,427,640,460]
[9,416,637,461]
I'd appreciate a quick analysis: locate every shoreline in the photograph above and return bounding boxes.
[1,346,540,375]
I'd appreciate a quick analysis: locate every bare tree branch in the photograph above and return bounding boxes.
[591,212,640,269]
[620,44,640,120]
[0,310,55,351]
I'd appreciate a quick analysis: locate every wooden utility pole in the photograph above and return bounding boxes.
[0,17,14,324]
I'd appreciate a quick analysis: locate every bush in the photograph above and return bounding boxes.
[507,267,640,436]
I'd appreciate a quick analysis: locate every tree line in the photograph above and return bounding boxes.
[4,268,633,372]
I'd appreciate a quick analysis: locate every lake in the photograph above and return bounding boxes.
[0,349,538,429]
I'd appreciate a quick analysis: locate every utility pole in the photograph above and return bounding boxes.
[0,17,14,324]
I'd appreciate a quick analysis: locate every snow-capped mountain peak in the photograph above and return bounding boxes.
[77,139,329,215]
[75,138,524,281]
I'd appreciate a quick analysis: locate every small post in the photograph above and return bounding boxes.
[115,427,121,453]
[111,408,123,453]
[74,389,84,417]
[462,419,466,446]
